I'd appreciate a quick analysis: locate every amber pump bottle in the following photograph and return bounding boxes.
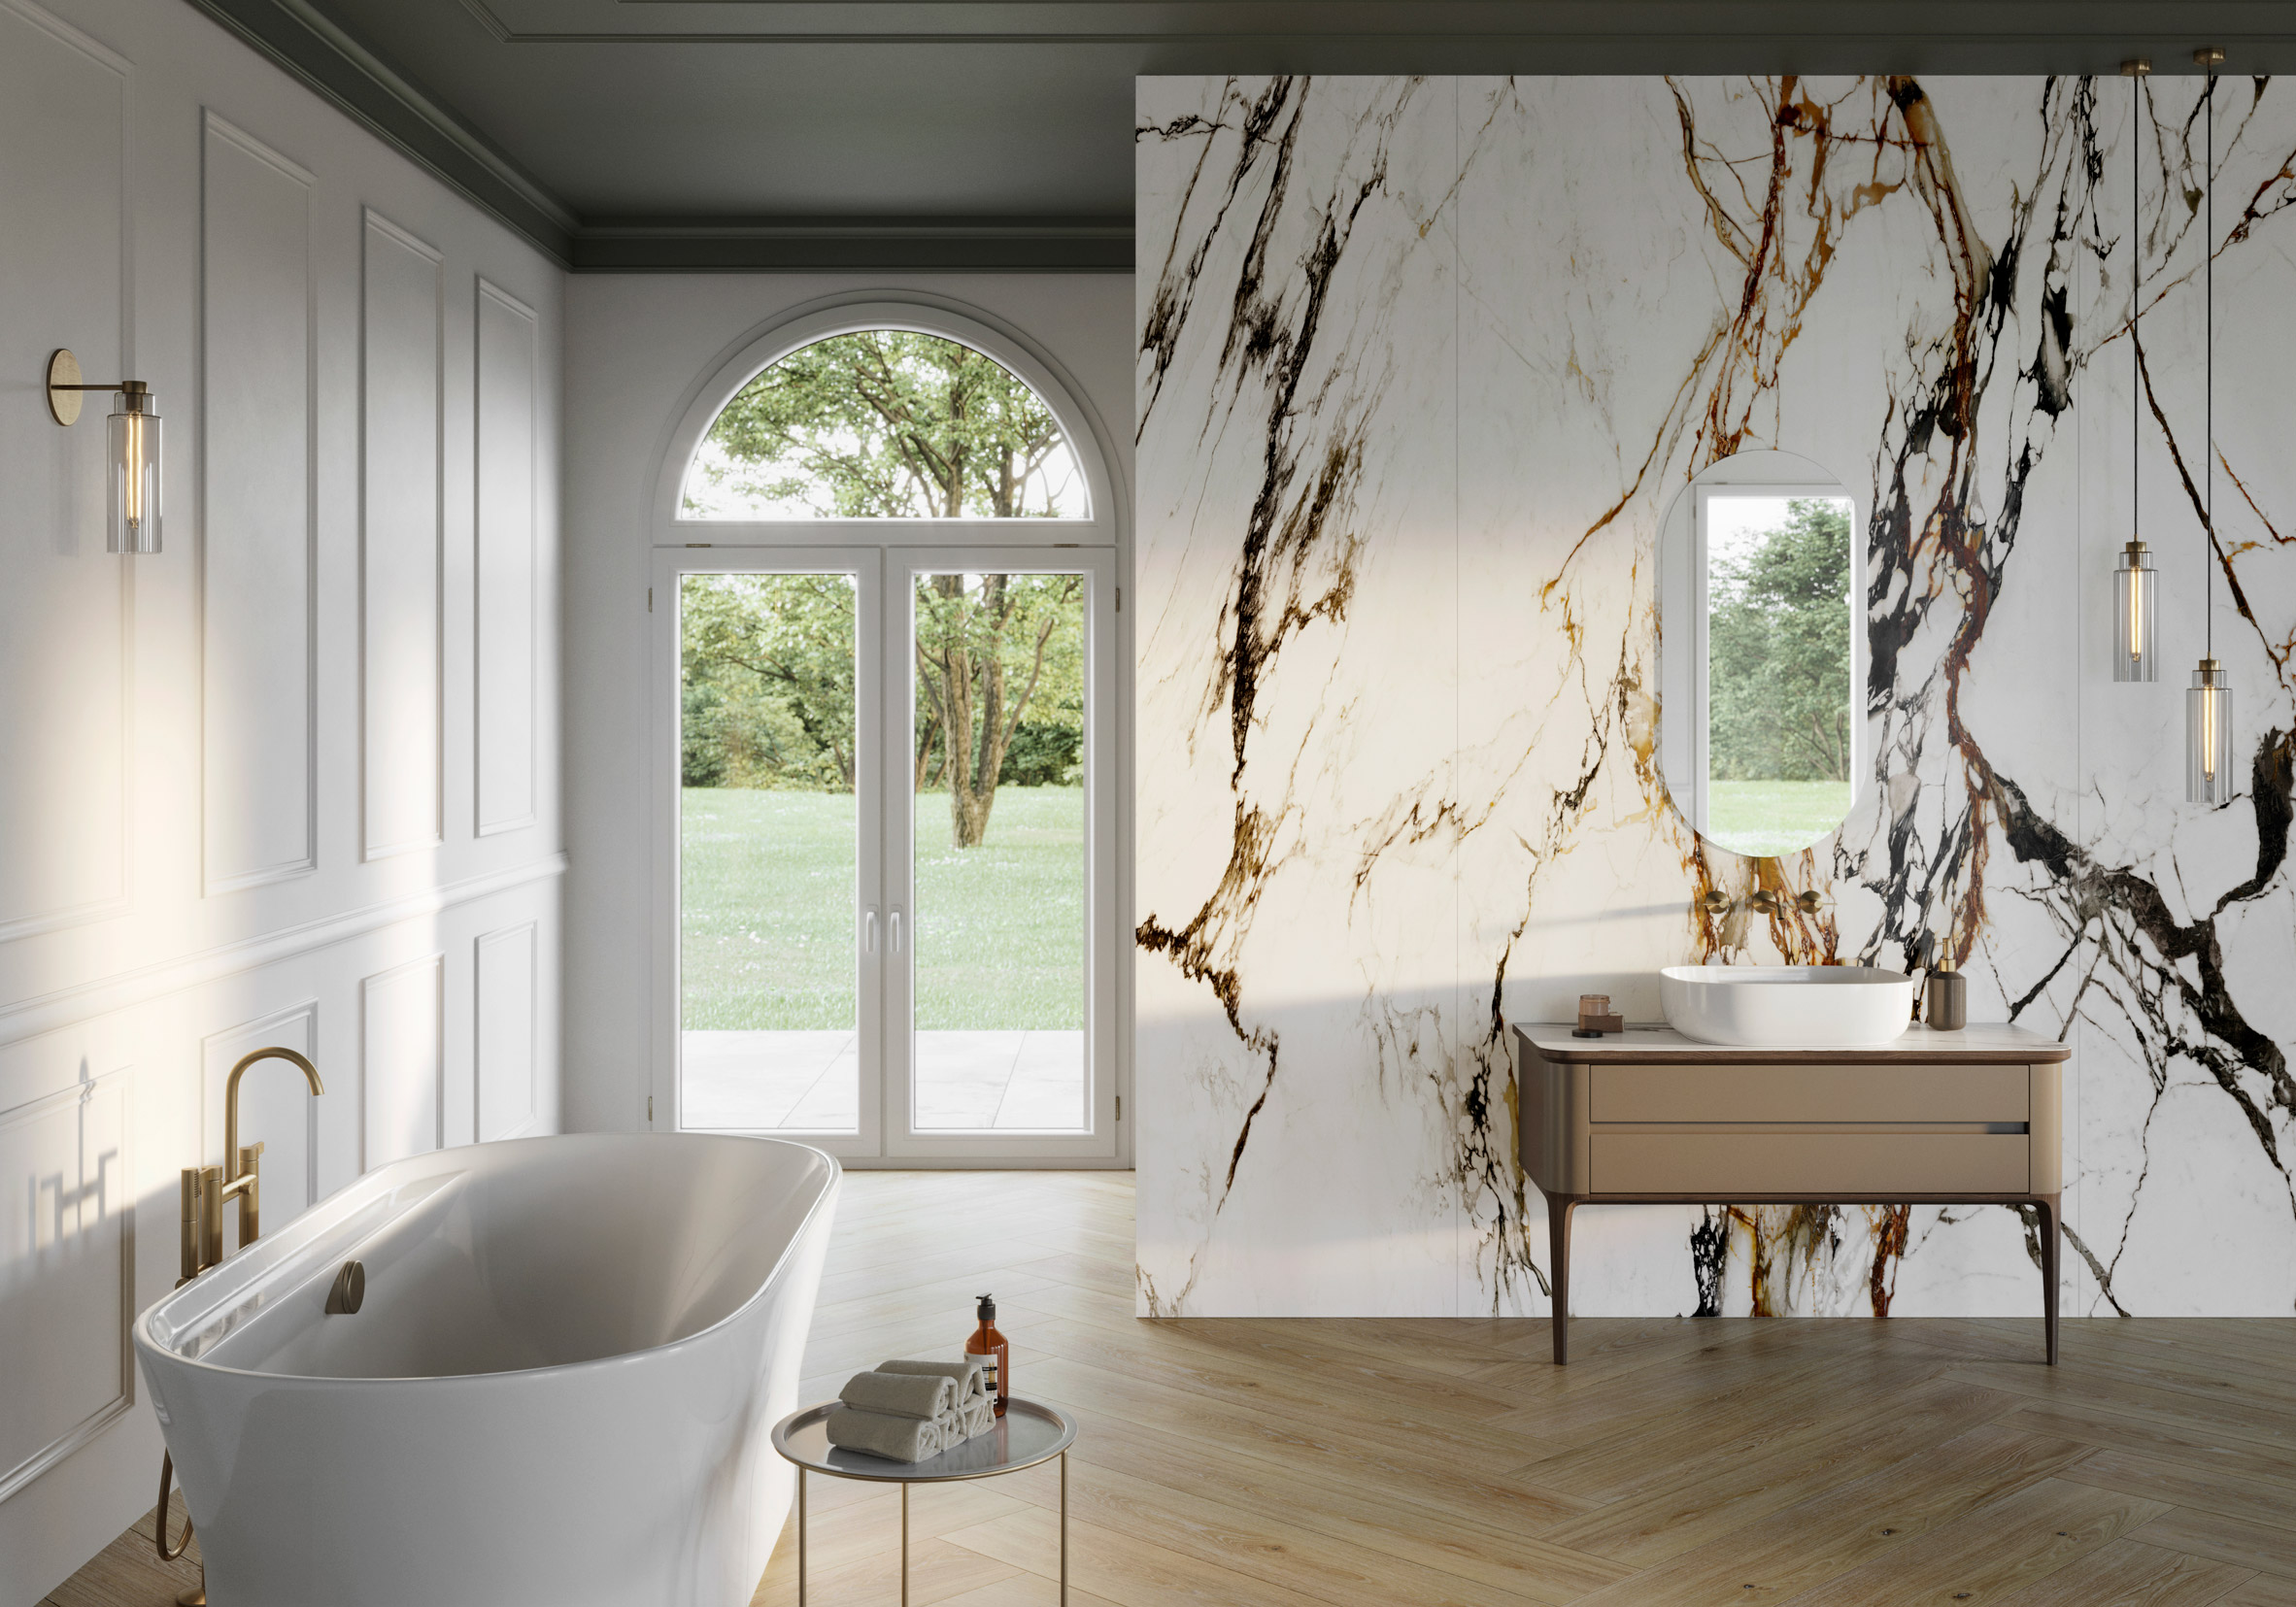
[965,1293,1009,1416]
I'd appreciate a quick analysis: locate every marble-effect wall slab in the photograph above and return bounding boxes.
[1135,74,2296,1318]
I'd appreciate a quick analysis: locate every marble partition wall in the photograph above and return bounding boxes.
[1133,75,2296,1319]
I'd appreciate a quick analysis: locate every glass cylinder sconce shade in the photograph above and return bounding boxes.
[107,384,160,554]
[2113,540,2157,681]
[2187,659,2236,803]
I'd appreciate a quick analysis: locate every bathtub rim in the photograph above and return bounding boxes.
[133,1130,842,1389]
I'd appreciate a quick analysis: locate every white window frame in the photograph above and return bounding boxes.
[648,295,1129,1168]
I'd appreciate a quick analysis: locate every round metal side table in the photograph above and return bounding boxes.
[771,1397,1076,1605]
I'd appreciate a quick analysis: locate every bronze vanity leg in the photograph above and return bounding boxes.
[1544,1191,1577,1364]
[2037,1193,2062,1365]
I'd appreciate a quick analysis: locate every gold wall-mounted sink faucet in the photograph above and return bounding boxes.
[179,1046,325,1284]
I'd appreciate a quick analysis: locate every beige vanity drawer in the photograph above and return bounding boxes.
[1590,1130,2030,1196]
[1589,1063,2029,1125]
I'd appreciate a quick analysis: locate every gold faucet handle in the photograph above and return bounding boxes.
[1745,889,1784,916]
[1794,889,1828,915]
[1698,890,1734,915]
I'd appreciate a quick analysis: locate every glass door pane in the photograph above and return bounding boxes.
[906,567,1090,1132]
[678,570,866,1133]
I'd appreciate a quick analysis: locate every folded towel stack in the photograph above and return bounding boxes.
[824,1357,994,1463]
[880,1357,996,1441]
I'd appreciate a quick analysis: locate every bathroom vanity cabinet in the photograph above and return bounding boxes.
[1511,1022,2070,1364]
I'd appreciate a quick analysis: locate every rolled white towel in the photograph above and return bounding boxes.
[955,1396,996,1441]
[876,1357,988,1405]
[838,1370,957,1421]
[824,1405,948,1463]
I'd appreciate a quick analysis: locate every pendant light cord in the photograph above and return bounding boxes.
[2205,63,2215,661]
[2133,70,2141,536]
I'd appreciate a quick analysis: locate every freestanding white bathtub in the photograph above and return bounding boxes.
[134,1133,839,1607]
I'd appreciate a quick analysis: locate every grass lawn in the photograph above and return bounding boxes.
[1705,778,1853,857]
[681,785,1083,1031]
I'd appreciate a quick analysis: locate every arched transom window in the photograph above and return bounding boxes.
[681,330,1091,520]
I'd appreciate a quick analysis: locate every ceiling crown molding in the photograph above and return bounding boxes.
[184,0,579,260]
[183,0,1137,272]
[572,217,1136,273]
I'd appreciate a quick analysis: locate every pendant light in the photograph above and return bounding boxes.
[2115,59,2158,680]
[2188,49,2236,803]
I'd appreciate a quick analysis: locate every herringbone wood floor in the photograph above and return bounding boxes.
[50,1172,2296,1606]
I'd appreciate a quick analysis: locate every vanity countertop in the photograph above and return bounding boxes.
[1514,1021,2071,1064]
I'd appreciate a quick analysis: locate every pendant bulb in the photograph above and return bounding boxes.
[2188,660,2235,803]
[2113,541,2157,680]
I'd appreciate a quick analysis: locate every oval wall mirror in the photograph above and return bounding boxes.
[1657,450,1864,860]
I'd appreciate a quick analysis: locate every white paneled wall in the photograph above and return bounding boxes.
[361,954,443,1169]
[0,0,128,945]
[360,211,447,862]
[476,921,540,1142]
[200,113,316,892]
[476,282,540,837]
[0,0,564,1600]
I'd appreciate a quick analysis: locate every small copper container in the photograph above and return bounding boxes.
[1572,993,1624,1038]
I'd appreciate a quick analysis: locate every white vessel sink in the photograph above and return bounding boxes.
[1659,964,1914,1048]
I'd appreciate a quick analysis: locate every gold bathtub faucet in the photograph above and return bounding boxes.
[179,1047,325,1284]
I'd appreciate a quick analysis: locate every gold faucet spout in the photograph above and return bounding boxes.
[223,1047,324,1187]
[218,1047,324,1247]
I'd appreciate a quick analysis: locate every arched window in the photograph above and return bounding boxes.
[653,301,1121,1165]
[681,330,1091,520]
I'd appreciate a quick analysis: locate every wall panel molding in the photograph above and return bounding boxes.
[0,853,564,1053]
[360,952,443,1170]
[0,0,133,946]
[201,110,319,894]
[474,920,537,1141]
[474,278,539,836]
[0,1067,133,1504]
[359,209,446,862]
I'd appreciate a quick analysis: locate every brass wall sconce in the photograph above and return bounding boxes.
[46,348,162,554]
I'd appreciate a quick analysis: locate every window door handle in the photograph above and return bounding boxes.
[862,909,880,955]
[891,910,904,954]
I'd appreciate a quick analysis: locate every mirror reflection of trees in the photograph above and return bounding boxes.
[1707,496,1853,786]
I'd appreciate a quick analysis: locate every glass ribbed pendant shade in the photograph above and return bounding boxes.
[2188,659,2235,802]
[107,389,161,554]
[2113,540,2157,680]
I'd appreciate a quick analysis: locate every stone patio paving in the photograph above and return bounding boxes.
[680,1029,1086,1131]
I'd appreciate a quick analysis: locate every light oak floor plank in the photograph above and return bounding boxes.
[2129,1509,2296,1581]
[1775,1477,2172,1606]
[1977,1535,2252,1606]
[46,1172,2296,1607]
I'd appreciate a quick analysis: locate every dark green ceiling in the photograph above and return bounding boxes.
[186,0,2296,271]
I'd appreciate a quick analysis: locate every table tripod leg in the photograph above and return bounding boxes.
[1060,1450,1068,1604]
[901,1482,910,1607]
[797,1468,806,1607]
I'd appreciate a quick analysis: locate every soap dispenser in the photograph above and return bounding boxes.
[965,1293,1009,1416]
[1925,955,1967,1031]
